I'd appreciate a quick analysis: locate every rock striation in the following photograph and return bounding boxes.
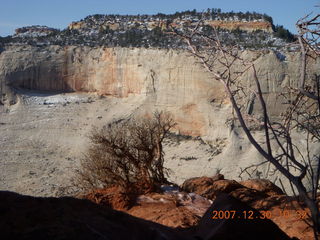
[1,45,319,135]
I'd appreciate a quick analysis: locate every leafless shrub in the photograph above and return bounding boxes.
[76,111,176,195]
[172,11,320,239]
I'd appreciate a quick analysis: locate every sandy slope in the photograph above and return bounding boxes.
[0,91,146,196]
[1,90,311,197]
[0,90,231,196]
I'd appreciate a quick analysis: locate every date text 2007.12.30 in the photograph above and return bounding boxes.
[212,210,308,220]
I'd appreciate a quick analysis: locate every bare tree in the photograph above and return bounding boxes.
[172,12,320,238]
[76,111,176,194]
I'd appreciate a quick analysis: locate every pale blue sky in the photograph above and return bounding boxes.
[0,0,319,36]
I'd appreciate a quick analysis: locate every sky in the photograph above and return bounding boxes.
[0,0,319,37]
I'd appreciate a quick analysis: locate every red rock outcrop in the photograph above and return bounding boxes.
[82,187,212,228]
[269,205,313,240]
[240,179,284,195]
[85,185,314,239]
[205,20,273,32]
[128,201,200,228]
[80,186,133,210]
[79,176,313,239]
[181,176,288,209]
[181,176,314,239]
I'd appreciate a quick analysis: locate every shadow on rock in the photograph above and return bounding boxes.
[0,191,296,240]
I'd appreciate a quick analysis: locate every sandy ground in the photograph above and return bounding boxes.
[0,91,148,196]
[0,91,219,197]
[0,91,304,197]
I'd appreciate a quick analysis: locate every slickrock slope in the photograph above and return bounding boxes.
[0,46,320,196]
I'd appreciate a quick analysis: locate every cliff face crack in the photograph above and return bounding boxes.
[150,69,156,93]
[246,93,256,115]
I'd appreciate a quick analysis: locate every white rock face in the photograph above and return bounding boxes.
[0,46,319,196]
[1,46,319,135]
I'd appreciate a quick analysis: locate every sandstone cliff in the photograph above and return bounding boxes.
[0,46,319,196]
[1,46,319,135]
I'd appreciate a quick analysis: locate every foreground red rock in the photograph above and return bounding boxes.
[81,187,212,228]
[269,205,313,240]
[80,177,313,239]
[0,191,294,240]
[181,176,287,209]
[0,191,187,240]
[127,192,212,228]
[240,179,284,196]
[181,176,314,239]
[128,201,200,228]
[81,186,133,210]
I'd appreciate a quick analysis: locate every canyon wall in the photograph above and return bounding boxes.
[1,46,320,195]
[1,46,319,137]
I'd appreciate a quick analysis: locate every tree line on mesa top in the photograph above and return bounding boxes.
[0,9,295,48]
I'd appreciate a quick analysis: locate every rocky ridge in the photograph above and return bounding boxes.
[14,26,59,38]
[0,10,294,49]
